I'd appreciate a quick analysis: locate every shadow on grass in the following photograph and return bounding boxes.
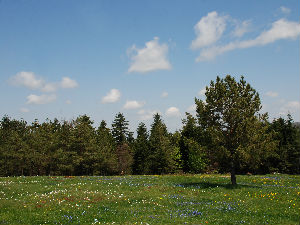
[177,182,260,189]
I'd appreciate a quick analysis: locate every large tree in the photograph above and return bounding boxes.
[111,113,133,174]
[269,115,300,174]
[133,122,150,174]
[196,75,276,185]
[149,114,178,174]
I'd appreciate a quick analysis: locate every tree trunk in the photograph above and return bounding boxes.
[230,160,237,186]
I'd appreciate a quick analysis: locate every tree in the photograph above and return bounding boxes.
[195,75,276,185]
[180,113,207,173]
[111,113,129,145]
[95,120,118,175]
[133,122,150,174]
[111,113,133,174]
[148,114,178,174]
[269,115,300,174]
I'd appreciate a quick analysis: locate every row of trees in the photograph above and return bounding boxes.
[1,76,299,184]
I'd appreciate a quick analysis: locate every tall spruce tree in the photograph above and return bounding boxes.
[133,122,150,174]
[196,75,276,185]
[95,120,118,175]
[149,114,177,174]
[111,113,133,174]
[269,115,300,174]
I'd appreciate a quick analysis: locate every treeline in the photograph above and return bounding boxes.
[0,112,299,177]
[1,75,300,177]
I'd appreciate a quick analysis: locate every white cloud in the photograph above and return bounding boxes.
[165,107,181,117]
[41,83,58,92]
[279,101,300,116]
[10,72,78,93]
[123,100,145,109]
[233,20,251,37]
[20,107,30,113]
[60,77,78,89]
[26,94,56,105]
[128,37,171,73]
[101,89,121,103]
[191,11,227,49]
[161,91,168,98]
[198,88,206,96]
[196,18,300,61]
[10,71,44,90]
[137,109,145,115]
[266,91,278,97]
[280,6,291,14]
[66,100,72,104]
[138,109,161,120]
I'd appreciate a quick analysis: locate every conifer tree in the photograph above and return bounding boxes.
[196,75,276,185]
[149,114,177,174]
[133,122,150,174]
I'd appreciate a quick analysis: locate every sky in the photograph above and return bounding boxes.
[0,0,299,132]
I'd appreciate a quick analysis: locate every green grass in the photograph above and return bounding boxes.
[0,174,299,224]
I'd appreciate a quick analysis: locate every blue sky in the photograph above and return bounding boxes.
[0,0,299,132]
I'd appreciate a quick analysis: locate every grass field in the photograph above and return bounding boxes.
[0,174,299,224]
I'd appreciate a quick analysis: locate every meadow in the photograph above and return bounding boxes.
[0,174,299,224]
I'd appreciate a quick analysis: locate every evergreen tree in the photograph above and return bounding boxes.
[195,75,276,185]
[70,115,97,175]
[180,113,207,173]
[111,113,133,175]
[111,113,129,145]
[149,114,177,174]
[133,122,150,174]
[269,115,300,174]
[95,120,118,175]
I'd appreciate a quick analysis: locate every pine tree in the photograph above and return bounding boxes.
[133,122,150,174]
[149,114,177,174]
[95,120,118,175]
[111,113,133,174]
[195,75,276,185]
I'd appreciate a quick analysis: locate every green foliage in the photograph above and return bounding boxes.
[0,76,298,177]
[269,115,300,174]
[148,114,179,174]
[133,122,150,174]
[195,75,277,184]
[111,113,129,145]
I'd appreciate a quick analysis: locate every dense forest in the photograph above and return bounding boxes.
[1,76,299,177]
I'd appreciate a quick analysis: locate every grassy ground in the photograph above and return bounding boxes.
[0,174,299,224]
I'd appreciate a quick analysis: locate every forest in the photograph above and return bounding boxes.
[1,76,299,178]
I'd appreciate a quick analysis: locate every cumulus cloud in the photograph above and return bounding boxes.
[165,107,181,117]
[60,77,78,89]
[41,83,58,92]
[102,89,121,103]
[128,37,171,73]
[266,91,279,97]
[161,91,168,98]
[10,71,44,90]
[123,100,145,109]
[279,101,300,115]
[10,72,78,93]
[196,18,300,61]
[26,94,56,105]
[191,11,227,49]
[138,109,161,120]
